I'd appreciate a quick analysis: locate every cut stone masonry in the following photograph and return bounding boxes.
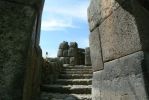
[88,0,149,100]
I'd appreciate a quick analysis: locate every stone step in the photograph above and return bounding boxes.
[61,70,92,74]
[59,74,92,79]
[63,65,92,70]
[62,69,92,72]
[41,85,91,94]
[55,79,92,85]
[41,92,92,100]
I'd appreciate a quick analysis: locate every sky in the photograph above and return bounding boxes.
[40,0,90,57]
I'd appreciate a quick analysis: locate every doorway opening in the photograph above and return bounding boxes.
[39,0,92,100]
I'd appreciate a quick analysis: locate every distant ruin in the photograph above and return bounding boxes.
[41,41,92,85]
[41,41,92,99]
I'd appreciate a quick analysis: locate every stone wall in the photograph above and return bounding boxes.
[57,41,85,65]
[88,0,149,100]
[0,0,44,100]
[69,42,79,65]
[42,58,62,84]
[78,48,85,65]
[57,41,70,64]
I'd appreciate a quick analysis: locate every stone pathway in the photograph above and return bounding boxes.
[41,65,92,100]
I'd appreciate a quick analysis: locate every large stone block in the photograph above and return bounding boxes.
[69,42,78,48]
[64,57,70,64]
[68,48,77,57]
[92,51,148,100]
[59,57,69,64]
[121,0,149,51]
[88,0,125,31]
[70,57,76,66]
[59,57,65,64]
[42,59,61,84]
[99,2,142,62]
[78,54,85,65]
[63,50,68,57]
[89,28,103,71]
[85,47,91,66]
[77,48,85,65]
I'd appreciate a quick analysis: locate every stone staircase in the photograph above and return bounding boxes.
[41,65,92,100]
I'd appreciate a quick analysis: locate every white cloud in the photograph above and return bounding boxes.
[41,1,89,31]
[78,38,89,48]
[45,3,88,21]
[41,18,77,31]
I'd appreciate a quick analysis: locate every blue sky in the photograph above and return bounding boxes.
[40,0,90,57]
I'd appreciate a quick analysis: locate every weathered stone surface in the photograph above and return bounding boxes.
[42,59,62,84]
[68,48,77,57]
[93,73,147,100]
[77,48,85,65]
[89,28,103,71]
[122,0,149,52]
[88,0,149,100]
[88,0,125,31]
[47,58,59,62]
[69,42,78,48]
[64,57,70,64]
[6,0,44,6]
[70,57,76,66]
[85,47,90,54]
[63,50,68,57]
[85,47,91,66]
[41,65,92,100]
[0,1,38,100]
[78,48,85,53]
[57,49,63,57]
[29,46,42,100]
[59,57,70,64]
[92,51,147,100]
[57,41,84,65]
[78,55,85,65]
[59,57,65,64]
[99,2,142,62]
